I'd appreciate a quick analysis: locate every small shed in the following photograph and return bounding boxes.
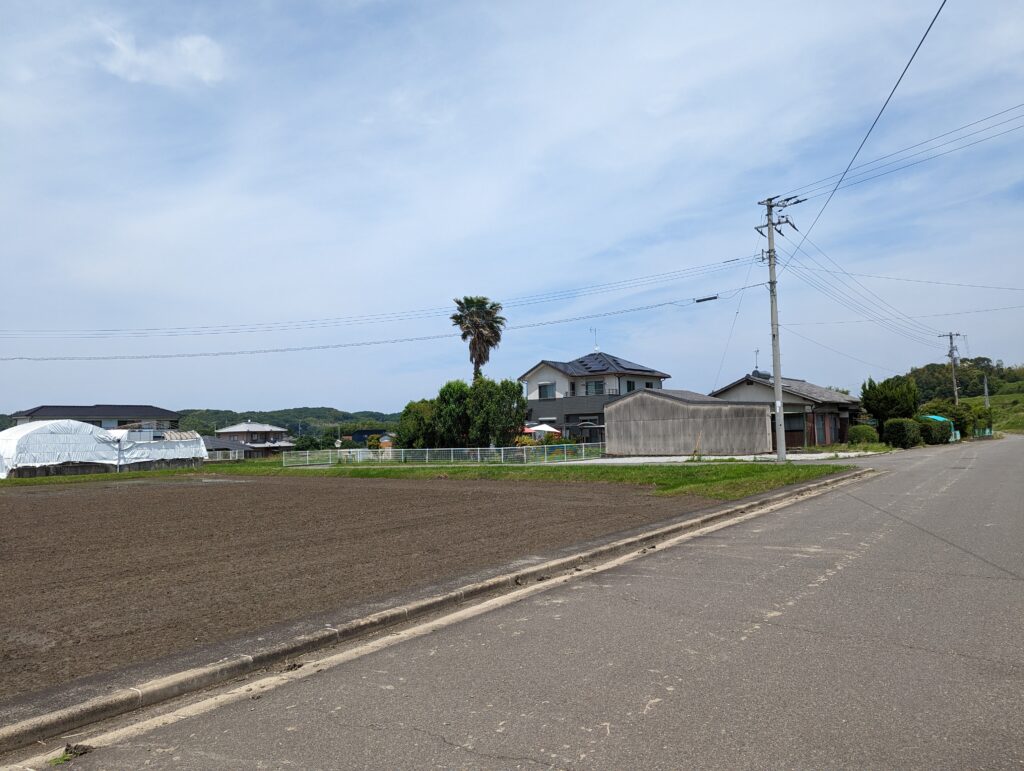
[605,389,772,456]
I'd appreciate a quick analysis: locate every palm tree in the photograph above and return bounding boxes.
[451,296,507,379]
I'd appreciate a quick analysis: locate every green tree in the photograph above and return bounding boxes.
[861,375,918,432]
[293,435,324,451]
[451,296,507,380]
[467,377,528,447]
[433,380,472,447]
[396,399,437,449]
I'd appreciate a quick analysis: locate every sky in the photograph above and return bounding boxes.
[2,1,1022,413]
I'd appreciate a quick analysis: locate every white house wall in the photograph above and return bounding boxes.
[714,381,812,409]
[524,365,572,400]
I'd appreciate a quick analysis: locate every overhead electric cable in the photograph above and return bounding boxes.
[790,267,1024,292]
[784,327,901,374]
[778,245,945,348]
[780,0,948,264]
[783,303,1024,325]
[794,122,1024,203]
[0,255,757,340]
[0,281,766,362]
[781,104,1024,198]
[780,231,941,336]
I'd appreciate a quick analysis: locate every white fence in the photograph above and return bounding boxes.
[282,442,606,468]
[205,450,246,462]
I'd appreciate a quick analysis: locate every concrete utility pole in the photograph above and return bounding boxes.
[941,332,962,405]
[756,195,803,462]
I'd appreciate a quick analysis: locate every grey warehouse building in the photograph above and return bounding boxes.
[605,389,772,456]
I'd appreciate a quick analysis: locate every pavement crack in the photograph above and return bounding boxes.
[404,724,557,768]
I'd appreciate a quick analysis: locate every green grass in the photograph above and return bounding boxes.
[1,461,850,500]
[791,442,891,454]
[962,393,1024,433]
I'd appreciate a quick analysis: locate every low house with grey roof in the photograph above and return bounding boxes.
[519,352,671,442]
[709,370,861,448]
[214,421,295,457]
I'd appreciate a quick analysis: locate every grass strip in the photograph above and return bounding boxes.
[1,460,850,500]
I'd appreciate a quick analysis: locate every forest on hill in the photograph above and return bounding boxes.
[177,407,401,437]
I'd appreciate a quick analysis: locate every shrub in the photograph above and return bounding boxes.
[916,418,951,445]
[883,418,922,448]
[847,424,878,444]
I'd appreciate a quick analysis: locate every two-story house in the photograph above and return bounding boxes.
[214,421,295,457]
[519,352,670,442]
[11,405,180,438]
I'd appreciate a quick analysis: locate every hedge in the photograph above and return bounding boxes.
[883,418,922,448]
[847,424,878,444]
[916,418,951,445]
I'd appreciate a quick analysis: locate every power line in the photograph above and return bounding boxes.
[783,254,944,348]
[796,121,1024,203]
[783,303,1024,325]
[780,104,1024,198]
[790,267,1024,292]
[780,230,941,336]
[784,327,901,374]
[774,238,945,347]
[780,0,948,262]
[0,255,757,340]
[0,282,765,362]
[713,227,762,390]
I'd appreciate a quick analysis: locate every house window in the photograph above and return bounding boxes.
[626,380,636,393]
[538,383,555,399]
[585,380,605,396]
[569,382,576,396]
[251,433,263,442]
[783,414,804,432]
[645,381,654,389]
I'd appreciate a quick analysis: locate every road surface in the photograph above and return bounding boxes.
[33,437,1024,769]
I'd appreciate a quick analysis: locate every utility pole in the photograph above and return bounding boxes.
[756,195,803,462]
[940,332,962,405]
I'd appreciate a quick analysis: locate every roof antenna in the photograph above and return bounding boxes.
[754,348,760,371]
[589,327,599,352]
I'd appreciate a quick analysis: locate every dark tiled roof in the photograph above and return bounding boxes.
[520,352,670,381]
[710,373,860,405]
[202,436,250,452]
[11,404,181,420]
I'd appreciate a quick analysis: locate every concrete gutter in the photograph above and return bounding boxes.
[0,467,872,756]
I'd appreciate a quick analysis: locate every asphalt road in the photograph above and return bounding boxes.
[54,438,1024,769]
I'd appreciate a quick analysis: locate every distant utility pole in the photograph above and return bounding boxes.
[756,195,803,462]
[940,332,962,405]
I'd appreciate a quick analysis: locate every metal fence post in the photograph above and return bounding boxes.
[544,445,548,463]
[563,445,567,462]
[477,447,481,462]
[451,448,454,463]
[501,447,505,464]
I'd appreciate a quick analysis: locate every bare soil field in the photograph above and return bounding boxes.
[0,474,713,701]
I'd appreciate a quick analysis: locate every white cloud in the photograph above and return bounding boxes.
[99,26,225,87]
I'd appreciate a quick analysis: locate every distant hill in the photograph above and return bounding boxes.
[961,394,1024,434]
[177,407,401,437]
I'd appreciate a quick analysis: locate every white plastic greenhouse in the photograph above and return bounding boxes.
[0,419,208,479]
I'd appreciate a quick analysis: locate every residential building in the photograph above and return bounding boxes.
[11,405,180,435]
[709,370,861,448]
[519,352,671,442]
[214,421,295,457]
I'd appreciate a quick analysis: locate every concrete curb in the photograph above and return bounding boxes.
[0,467,872,756]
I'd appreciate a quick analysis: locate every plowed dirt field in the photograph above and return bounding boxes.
[0,474,713,701]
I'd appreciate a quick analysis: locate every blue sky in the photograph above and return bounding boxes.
[2,1,1022,413]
